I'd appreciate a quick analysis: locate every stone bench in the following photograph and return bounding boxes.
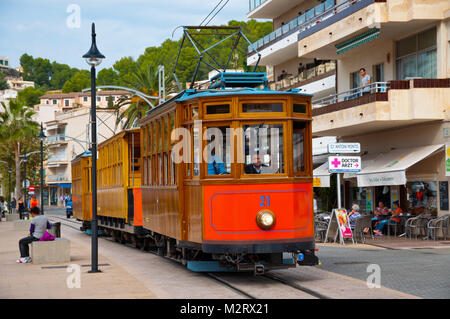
[31,238,71,264]
[13,219,31,231]
[6,213,20,222]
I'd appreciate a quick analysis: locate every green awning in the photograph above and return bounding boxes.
[336,28,380,55]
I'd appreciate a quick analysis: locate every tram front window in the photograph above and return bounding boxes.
[206,126,231,176]
[243,124,284,175]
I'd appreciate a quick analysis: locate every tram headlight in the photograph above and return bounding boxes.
[256,209,276,230]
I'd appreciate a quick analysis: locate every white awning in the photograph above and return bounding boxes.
[356,144,444,187]
[313,161,330,187]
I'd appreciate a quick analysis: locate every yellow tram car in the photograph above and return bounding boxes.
[71,129,145,242]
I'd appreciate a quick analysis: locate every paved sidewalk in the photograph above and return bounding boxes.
[0,221,156,299]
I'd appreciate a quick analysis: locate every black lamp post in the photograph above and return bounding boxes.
[83,22,105,273]
[22,155,28,214]
[8,168,12,214]
[38,123,46,215]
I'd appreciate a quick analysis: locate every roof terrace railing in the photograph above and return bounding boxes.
[248,0,366,55]
[312,82,389,108]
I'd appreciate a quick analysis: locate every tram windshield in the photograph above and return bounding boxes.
[243,124,284,175]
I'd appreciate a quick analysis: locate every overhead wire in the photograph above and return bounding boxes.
[204,0,230,26]
[199,0,224,26]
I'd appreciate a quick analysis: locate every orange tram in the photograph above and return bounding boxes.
[72,73,319,273]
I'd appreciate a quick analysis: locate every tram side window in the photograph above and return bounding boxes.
[205,126,231,176]
[242,103,283,113]
[293,122,305,172]
[243,124,284,174]
[206,104,230,115]
[293,103,307,114]
[193,127,200,176]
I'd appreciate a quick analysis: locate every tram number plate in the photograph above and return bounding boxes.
[260,195,270,207]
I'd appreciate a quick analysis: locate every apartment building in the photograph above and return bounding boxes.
[35,90,130,127]
[43,106,122,206]
[247,0,450,216]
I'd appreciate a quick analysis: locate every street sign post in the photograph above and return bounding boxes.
[328,156,362,173]
[328,143,361,154]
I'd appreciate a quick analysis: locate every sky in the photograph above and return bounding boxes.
[0,0,258,71]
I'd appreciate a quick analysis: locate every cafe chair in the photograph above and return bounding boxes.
[353,215,373,244]
[427,214,449,241]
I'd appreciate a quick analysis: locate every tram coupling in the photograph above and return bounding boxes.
[254,264,265,275]
[296,250,320,266]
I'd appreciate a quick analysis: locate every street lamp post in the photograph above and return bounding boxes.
[23,155,28,213]
[8,168,12,214]
[83,22,105,273]
[38,123,46,214]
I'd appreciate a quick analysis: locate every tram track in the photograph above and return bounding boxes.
[50,214,329,299]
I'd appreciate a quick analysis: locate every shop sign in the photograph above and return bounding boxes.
[328,143,360,154]
[328,156,361,173]
[313,176,330,188]
[357,171,406,187]
[324,209,354,245]
[446,145,450,177]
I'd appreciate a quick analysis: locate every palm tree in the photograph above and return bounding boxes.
[114,64,174,129]
[0,98,39,198]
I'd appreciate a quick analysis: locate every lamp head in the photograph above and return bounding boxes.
[82,23,105,67]
[38,123,46,140]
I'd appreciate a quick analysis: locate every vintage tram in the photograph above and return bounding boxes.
[72,129,146,244]
[72,73,318,273]
[138,73,318,272]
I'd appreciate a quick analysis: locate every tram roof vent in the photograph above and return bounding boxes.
[208,72,268,89]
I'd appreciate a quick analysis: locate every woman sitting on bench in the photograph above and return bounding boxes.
[16,207,52,264]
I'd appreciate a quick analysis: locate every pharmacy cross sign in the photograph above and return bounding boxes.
[331,158,341,168]
[328,156,361,173]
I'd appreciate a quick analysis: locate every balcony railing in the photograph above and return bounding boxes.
[269,61,335,91]
[248,0,374,55]
[312,82,389,108]
[47,134,67,143]
[48,155,68,162]
[47,175,69,182]
[249,0,268,12]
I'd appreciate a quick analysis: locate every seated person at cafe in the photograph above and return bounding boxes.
[373,201,403,236]
[372,200,391,229]
[348,204,362,230]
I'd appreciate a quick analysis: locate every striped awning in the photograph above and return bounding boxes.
[336,28,380,55]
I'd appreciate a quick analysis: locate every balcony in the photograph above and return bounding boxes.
[248,0,302,19]
[47,134,67,144]
[46,174,69,182]
[247,0,348,65]
[269,61,335,94]
[298,0,448,60]
[47,155,68,166]
[311,79,450,137]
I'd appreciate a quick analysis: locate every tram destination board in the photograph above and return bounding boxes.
[328,156,361,173]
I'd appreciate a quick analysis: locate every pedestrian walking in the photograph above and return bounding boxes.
[17,206,52,263]
[17,196,25,220]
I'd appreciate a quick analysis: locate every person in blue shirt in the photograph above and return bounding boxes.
[348,204,362,230]
[207,150,226,175]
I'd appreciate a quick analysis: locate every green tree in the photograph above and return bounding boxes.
[113,57,138,86]
[97,68,120,87]
[17,87,44,107]
[0,72,9,90]
[0,99,39,199]
[0,137,45,203]
[62,70,91,93]
[114,64,174,129]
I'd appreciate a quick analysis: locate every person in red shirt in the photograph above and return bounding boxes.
[30,195,38,209]
[374,201,403,235]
